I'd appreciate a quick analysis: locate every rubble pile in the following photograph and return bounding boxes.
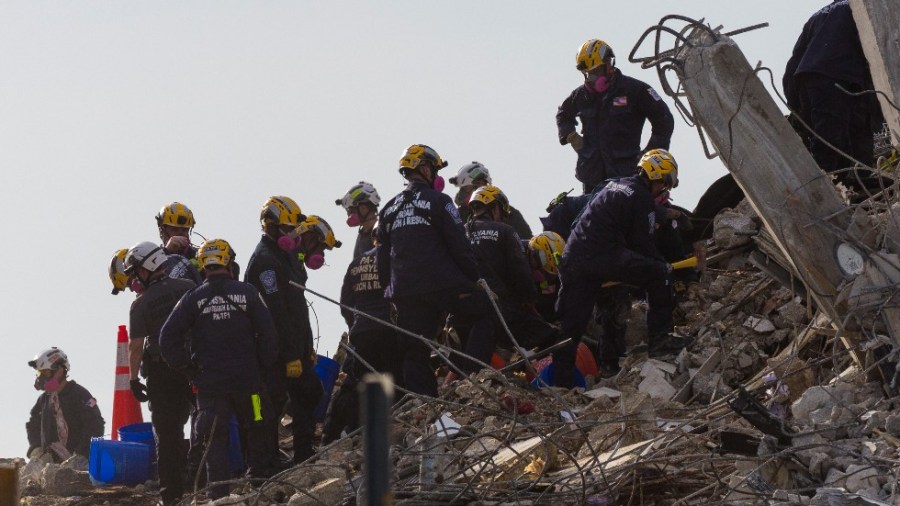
[17,199,900,505]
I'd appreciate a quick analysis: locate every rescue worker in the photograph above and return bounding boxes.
[155,203,204,284]
[26,348,104,465]
[109,248,138,295]
[526,231,567,322]
[335,182,381,260]
[159,239,277,500]
[783,0,883,183]
[376,144,496,397]
[244,197,323,465]
[123,241,196,505]
[554,149,688,386]
[466,185,560,351]
[449,161,533,238]
[557,39,674,193]
[323,227,402,444]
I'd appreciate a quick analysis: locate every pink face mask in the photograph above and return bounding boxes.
[278,234,301,253]
[305,254,325,270]
[34,373,61,392]
[590,76,610,93]
[346,213,361,227]
[432,175,445,193]
[654,191,670,206]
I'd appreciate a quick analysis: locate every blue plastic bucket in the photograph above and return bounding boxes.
[118,422,156,462]
[228,417,245,472]
[532,363,587,389]
[88,438,150,485]
[313,355,341,422]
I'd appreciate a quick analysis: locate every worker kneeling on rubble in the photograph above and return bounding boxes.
[26,348,104,468]
[160,239,278,499]
[465,185,560,352]
[377,144,496,397]
[554,149,688,386]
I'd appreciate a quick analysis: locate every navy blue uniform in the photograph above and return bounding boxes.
[557,69,674,192]
[323,246,403,443]
[377,181,495,396]
[783,0,881,175]
[26,381,104,459]
[466,218,560,351]
[159,273,277,498]
[244,236,323,464]
[129,276,195,505]
[164,254,203,285]
[554,176,673,386]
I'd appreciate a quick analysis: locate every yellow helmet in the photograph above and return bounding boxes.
[155,202,195,229]
[638,149,678,188]
[197,238,235,270]
[576,39,615,73]
[109,248,130,295]
[528,231,566,276]
[398,144,448,173]
[469,185,511,215]
[260,196,305,229]
[295,215,342,250]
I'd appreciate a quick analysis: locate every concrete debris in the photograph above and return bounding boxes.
[713,207,759,249]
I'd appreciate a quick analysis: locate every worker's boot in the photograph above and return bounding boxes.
[648,334,692,357]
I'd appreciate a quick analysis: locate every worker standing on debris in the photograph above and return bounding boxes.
[449,161,533,238]
[323,229,403,443]
[26,348,104,467]
[526,231,567,322]
[554,149,687,386]
[160,239,277,500]
[783,0,883,179]
[466,185,560,351]
[244,197,324,466]
[123,241,196,505]
[336,181,382,260]
[557,39,674,193]
[377,144,496,397]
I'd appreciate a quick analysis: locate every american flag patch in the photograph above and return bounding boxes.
[86,398,97,408]
[613,96,628,107]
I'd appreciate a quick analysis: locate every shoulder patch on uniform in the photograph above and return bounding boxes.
[86,398,97,408]
[446,203,462,224]
[648,88,662,101]
[259,270,278,294]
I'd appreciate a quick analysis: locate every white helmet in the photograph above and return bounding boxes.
[124,241,168,275]
[335,181,381,210]
[449,161,492,187]
[28,348,69,371]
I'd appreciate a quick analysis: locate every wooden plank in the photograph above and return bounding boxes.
[850,0,900,145]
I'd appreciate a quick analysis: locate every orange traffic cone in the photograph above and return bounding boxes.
[111,325,142,440]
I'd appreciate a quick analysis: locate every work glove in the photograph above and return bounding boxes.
[27,447,45,460]
[286,359,303,378]
[566,132,584,152]
[130,379,149,402]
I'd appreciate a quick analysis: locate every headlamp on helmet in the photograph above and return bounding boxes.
[469,185,511,215]
[260,196,305,229]
[398,144,448,174]
[295,215,342,250]
[197,238,234,270]
[528,231,566,276]
[109,248,130,295]
[638,149,679,188]
[576,39,615,73]
[155,202,196,229]
[124,242,168,276]
[335,181,381,210]
[449,161,492,187]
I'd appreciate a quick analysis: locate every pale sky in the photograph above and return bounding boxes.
[0,1,822,457]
